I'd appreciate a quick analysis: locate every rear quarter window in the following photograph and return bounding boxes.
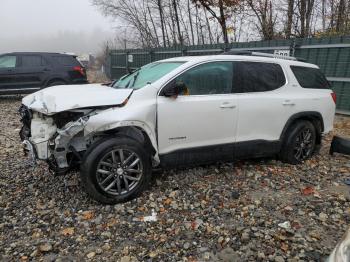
[233,61,286,93]
[51,55,80,66]
[291,66,330,89]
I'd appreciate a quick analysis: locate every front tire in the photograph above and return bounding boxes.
[80,137,152,204]
[280,120,316,164]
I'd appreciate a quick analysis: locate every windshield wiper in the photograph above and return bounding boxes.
[130,71,140,88]
[120,68,140,81]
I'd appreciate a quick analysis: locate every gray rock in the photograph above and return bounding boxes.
[275,256,285,262]
[183,242,190,250]
[39,243,52,252]
[217,247,240,261]
[241,232,250,242]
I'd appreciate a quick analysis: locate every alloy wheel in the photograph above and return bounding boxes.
[96,149,143,195]
[293,128,314,161]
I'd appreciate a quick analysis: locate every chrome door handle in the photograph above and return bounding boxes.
[220,103,236,109]
[282,100,295,106]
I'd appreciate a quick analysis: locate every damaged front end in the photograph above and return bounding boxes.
[19,104,91,175]
[18,84,139,175]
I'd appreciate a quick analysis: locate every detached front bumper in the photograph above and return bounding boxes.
[330,136,350,156]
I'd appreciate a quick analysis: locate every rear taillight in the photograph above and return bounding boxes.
[73,66,85,76]
[331,92,337,104]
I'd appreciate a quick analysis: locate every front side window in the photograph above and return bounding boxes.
[114,62,185,90]
[21,55,45,67]
[0,55,17,69]
[233,61,285,93]
[291,66,330,89]
[175,62,233,95]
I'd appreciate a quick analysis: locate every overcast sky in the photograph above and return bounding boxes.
[0,0,116,54]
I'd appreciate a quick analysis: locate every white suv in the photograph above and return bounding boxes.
[19,53,336,204]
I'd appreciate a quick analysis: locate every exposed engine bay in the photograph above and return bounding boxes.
[19,104,158,175]
[19,105,94,174]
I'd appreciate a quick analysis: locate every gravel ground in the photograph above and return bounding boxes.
[1,96,350,262]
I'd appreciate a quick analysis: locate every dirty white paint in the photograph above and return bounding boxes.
[22,84,133,115]
[327,226,350,262]
[84,86,160,163]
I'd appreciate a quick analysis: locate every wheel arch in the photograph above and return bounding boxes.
[45,78,67,87]
[104,126,157,155]
[280,111,324,145]
[86,123,159,165]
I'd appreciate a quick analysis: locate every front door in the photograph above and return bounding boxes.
[157,61,238,166]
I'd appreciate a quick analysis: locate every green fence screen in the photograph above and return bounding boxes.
[109,36,350,113]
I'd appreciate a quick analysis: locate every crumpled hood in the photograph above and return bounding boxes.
[22,84,133,115]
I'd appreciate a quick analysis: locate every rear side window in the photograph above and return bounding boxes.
[291,66,330,89]
[52,55,80,66]
[21,55,46,67]
[233,62,285,93]
[0,55,17,68]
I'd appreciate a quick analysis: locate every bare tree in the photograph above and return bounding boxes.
[297,0,315,37]
[194,0,241,44]
[246,0,276,40]
[336,0,346,32]
[187,0,195,45]
[172,0,183,45]
[156,0,167,47]
[321,0,326,31]
[285,0,295,38]
[92,0,350,49]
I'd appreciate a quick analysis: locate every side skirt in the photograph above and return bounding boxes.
[159,140,281,169]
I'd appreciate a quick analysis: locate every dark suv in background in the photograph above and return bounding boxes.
[0,52,88,95]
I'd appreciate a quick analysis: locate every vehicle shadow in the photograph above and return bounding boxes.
[0,95,23,101]
[149,156,277,187]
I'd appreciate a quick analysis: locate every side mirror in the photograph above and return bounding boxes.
[162,81,186,97]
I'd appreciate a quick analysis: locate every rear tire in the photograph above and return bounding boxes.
[280,120,316,164]
[80,137,152,204]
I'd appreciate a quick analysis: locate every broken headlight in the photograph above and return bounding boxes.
[52,111,85,128]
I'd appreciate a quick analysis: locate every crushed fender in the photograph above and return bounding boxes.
[54,117,88,168]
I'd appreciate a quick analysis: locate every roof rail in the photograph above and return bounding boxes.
[222,50,305,62]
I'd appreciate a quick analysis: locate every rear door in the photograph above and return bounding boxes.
[16,54,48,90]
[157,61,238,165]
[233,61,291,157]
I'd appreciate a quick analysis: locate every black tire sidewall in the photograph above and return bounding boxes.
[47,81,66,87]
[281,121,316,164]
[80,137,151,204]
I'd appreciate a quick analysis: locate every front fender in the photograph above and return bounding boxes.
[84,114,159,162]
